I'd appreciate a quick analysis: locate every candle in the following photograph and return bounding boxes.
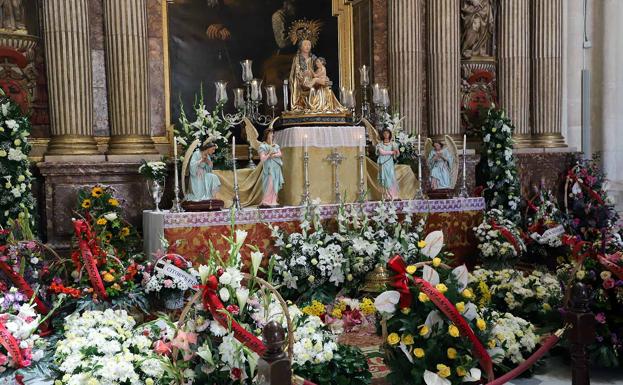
[233,88,245,110]
[173,136,179,192]
[462,134,467,183]
[304,134,308,152]
[283,79,289,111]
[372,83,381,105]
[250,79,261,101]
[359,134,364,152]
[240,60,253,82]
[232,136,238,188]
[265,85,277,107]
[359,65,370,87]
[417,134,422,181]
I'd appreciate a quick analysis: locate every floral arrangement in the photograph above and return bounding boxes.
[301,296,377,334]
[380,112,419,164]
[487,311,539,370]
[141,253,199,310]
[474,209,526,267]
[469,268,562,326]
[176,88,233,170]
[74,185,141,256]
[271,201,426,301]
[0,94,36,231]
[478,107,521,223]
[0,303,47,376]
[138,160,168,184]
[375,254,494,385]
[53,309,174,385]
[525,187,566,248]
[566,156,621,250]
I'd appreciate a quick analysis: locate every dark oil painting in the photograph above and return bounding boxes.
[168,0,340,124]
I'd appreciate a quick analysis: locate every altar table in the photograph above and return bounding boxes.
[143,197,486,265]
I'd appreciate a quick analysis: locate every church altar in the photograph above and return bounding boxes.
[143,197,485,265]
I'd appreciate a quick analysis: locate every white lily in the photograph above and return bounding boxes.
[236,287,249,310]
[250,251,263,276]
[374,290,400,315]
[452,265,469,291]
[422,231,444,258]
[424,370,451,385]
[422,265,440,286]
[235,229,248,245]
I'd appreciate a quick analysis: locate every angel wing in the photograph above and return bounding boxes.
[362,118,380,147]
[181,139,200,197]
[268,116,280,130]
[243,117,261,152]
[445,135,460,189]
[424,138,433,165]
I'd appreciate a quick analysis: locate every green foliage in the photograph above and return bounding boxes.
[294,344,372,385]
[478,108,521,223]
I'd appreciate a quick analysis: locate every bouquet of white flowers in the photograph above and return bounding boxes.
[474,209,526,267]
[138,160,168,183]
[487,311,540,368]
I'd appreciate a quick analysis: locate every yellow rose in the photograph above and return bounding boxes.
[401,307,411,315]
[417,240,427,248]
[456,366,467,377]
[120,227,130,237]
[146,379,154,385]
[413,348,425,358]
[576,270,585,280]
[455,302,465,313]
[419,325,429,336]
[418,292,429,303]
[435,283,448,293]
[476,318,486,331]
[448,324,460,337]
[108,198,119,206]
[401,334,414,345]
[91,186,104,198]
[447,348,457,359]
[96,218,107,226]
[0,150,6,157]
[542,303,551,311]
[488,340,496,349]
[81,199,92,209]
[462,288,474,299]
[437,364,451,378]
[432,257,441,267]
[387,333,400,345]
[406,265,417,274]
[103,273,115,283]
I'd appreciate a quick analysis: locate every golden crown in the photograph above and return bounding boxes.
[288,19,323,47]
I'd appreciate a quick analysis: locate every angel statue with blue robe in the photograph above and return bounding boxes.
[186,142,221,201]
[376,129,400,200]
[428,140,454,189]
[259,128,284,207]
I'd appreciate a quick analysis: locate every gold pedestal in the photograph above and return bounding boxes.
[530,133,566,148]
[107,135,158,155]
[45,134,100,156]
[360,265,391,293]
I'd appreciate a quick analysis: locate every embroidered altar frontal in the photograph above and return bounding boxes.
[144,198,485,265]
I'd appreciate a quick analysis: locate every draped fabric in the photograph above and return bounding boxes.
[274,126,365,148]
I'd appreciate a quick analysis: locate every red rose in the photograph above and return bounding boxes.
[603,278,615,290]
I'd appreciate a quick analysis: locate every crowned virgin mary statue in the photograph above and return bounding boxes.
[288,20,347,114]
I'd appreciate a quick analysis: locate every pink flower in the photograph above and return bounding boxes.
[154,340,172,355]
[25,241,36,250]
[226,304,239,316]
[603,278,615,290]
[172,331,198,360]
[163,279,174,288]
[595,313,607,324]
[0,354,8,365]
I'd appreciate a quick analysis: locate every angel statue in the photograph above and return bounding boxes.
[288,19,347,114]
[183,141,221,202]
[258,128,284,207]
[376,128,400,200]
[425,136,459,190]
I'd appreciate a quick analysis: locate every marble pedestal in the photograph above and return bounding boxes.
[37,161,158,252]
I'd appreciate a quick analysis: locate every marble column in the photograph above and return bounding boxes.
[103,0,157,157]
[498,0,531,147]
[42,0,101,159]
[531,0,566,147]
[428,0,461,140]
[389,0,423,135]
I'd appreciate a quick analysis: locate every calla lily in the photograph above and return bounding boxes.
[250,251,263,276]
[463,368,481,382]
[424,370,451,385]
[236,287,249,310]
[571,182,582,195]
[374,290,400,314]
[198,265,210,284]
[399,343,414,364]
[452,265,469,291]
[462,302,478,321]
[424,310,443,333]
[422,231,444,258]
[422,265,440,286]
[235,229,248,245]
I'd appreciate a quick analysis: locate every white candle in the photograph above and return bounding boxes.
[173,136,179,192]
[232,136,239,187]
[462,134,467,182]
[359,134,364,153]
[304,134,308,152]
[417,134,422,181]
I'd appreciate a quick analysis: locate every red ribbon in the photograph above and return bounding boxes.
[201,275,266,356]
[597,253,623,280]
[0,321,24,368]
[388,255,494,381]
[0,261,49,315]
[387,257,412,308]
[567,173,605,205]
[490,220,522,255]
[72,220,109,301]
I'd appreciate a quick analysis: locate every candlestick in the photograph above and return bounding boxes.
[232,136,242,210]
[170,136,184,213]
[357,135,366,203]
[415,134,424,199]
[300,135,310,206]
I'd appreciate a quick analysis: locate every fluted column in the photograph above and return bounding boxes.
[389,0,423,135]
[103,0,157,156]
[43,0,100,158]
[428,0,461,139]
[531,0,565,147]
[498,0,531,147]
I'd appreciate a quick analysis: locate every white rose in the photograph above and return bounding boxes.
[103,212,118,221]
[219,287,230,302]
